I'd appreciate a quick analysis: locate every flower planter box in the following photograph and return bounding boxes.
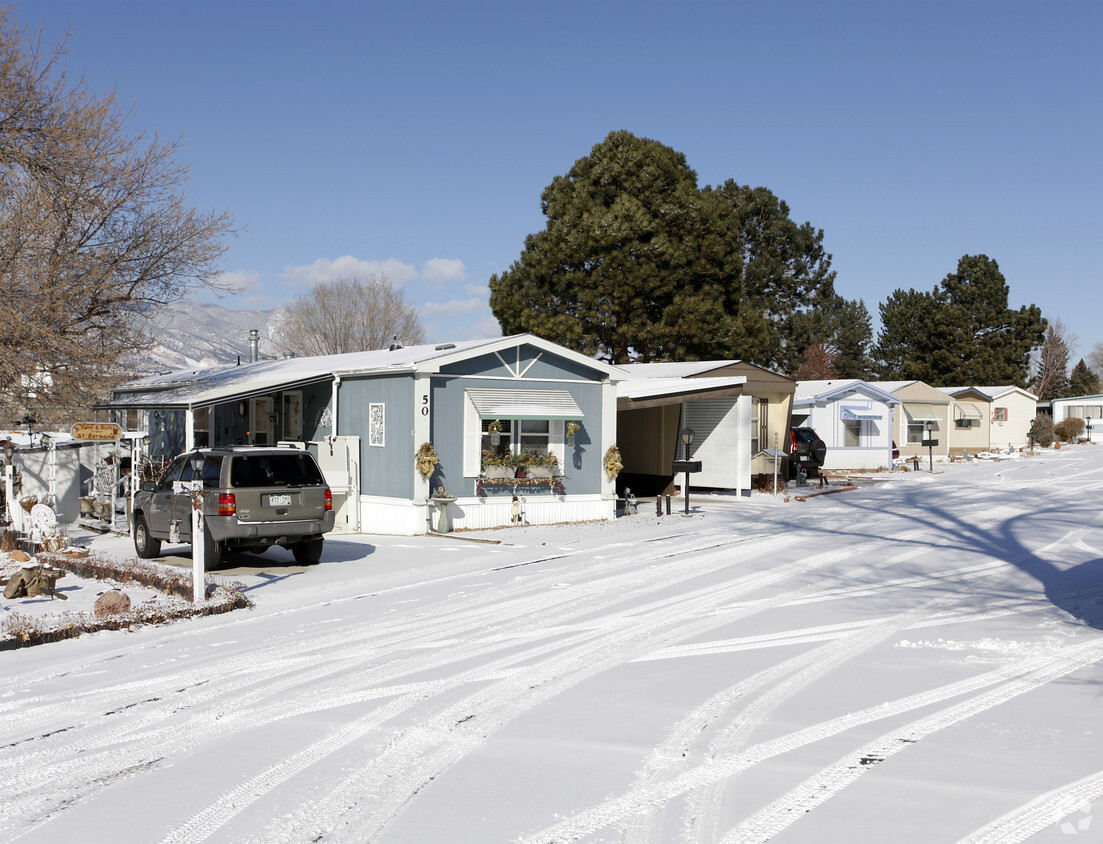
[525,465,554,479]
[483,465,516,480]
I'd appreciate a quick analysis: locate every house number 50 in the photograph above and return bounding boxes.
[421,395,429,416]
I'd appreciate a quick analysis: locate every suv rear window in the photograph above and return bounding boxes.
[792,428,820,444]
[180,455,225,489]
[229,453,326,488]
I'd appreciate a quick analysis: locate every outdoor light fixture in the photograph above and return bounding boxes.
[2,440,14,463]
[680,427,695,456]
[679,428,696,515]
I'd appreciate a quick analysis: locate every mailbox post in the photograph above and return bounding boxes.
[677,428,696,515]
[922,420,938,472]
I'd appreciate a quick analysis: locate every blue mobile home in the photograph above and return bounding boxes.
[98,335,623,535]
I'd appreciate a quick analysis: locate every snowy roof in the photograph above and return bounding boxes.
[101,335,623,410]
[793,379,900,405]
[977,385,1039,401]
[868,379,918,392]
[938,386,993,401]
[617,361,742,379]
[617,375,747,403]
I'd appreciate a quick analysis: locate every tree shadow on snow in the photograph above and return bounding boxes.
[786,482,1103,632]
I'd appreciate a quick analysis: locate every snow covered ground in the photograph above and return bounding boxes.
[3,445,1103,843]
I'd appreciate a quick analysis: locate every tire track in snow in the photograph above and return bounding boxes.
[957,769,1103,843]
[517,638,1103,844]
[2,528,823,838]
[163,535,878,843]
[721,641,1103,843]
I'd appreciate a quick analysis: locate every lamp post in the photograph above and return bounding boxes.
[680,427,695,515]
[1088,417,1093,444]
[925,420,935,472]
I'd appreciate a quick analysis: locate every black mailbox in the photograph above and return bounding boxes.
[672,460,702,473]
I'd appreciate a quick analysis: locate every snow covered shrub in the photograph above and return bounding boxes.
[1054,417,1084,443]
[1030,413,1054,447]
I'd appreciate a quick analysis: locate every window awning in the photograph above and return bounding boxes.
[841,405,882,421]
[466,388,583,420]
[904,403,941,422]
[954,402,983,420]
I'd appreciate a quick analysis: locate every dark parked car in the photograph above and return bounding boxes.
[131,445,335,568]
[789,427,827,479]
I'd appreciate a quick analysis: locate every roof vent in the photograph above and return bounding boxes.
[434,343,456,351]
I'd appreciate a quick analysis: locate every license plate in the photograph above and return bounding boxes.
[269,494,292,506]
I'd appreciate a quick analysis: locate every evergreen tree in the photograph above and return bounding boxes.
[874,255,1044,385]
[489,131,836,366]
[1068,359,1101,396]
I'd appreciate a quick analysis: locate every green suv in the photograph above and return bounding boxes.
[131,445,335,568]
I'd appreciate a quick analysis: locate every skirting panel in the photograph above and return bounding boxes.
[358,494,615,536]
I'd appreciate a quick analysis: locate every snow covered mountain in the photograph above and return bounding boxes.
[133,301,289,374]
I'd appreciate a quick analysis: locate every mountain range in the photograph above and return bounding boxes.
[136,301,289,374]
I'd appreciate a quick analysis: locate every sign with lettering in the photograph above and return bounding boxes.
[71,423,122,442]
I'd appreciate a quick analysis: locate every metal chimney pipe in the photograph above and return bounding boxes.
[249,329,259,363]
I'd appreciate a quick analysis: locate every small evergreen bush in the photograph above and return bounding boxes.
[1030,413,1054,447]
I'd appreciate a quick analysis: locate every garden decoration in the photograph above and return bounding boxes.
[415,442,439,479]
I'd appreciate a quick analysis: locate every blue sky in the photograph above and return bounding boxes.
[20,0,1103,361]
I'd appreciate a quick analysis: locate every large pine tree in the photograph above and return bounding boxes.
[489,131,836,366]
[875,255,1044,386]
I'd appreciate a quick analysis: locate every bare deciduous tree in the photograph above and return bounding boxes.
[0,9,236,424]
[276,276,425,356]
[1089,342,1103,379]
[1030,319,1074,401]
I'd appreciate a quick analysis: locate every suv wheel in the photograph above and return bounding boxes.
[292,539,323,565]
[203,528,224,570]
[810,439,827,465]
[134,516,161,559]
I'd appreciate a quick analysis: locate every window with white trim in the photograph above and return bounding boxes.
[844,419,861,447]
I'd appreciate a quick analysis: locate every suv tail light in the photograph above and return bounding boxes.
[324,489,332,512]
[790,429,798,451]
[219,493,236,516]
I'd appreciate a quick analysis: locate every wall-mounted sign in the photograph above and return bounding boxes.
[71,423,122,441]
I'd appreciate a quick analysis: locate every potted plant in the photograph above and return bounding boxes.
[482,448,517,480]
[520,449,558,479]
[566,421,580,446]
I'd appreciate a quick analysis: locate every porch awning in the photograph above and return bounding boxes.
[904,403,941,422]
[954,402,983,420]
[840,405,882,421]
[466,388,583,420]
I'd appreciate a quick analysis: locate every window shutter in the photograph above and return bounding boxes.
[549,420,565,470]
[463,393,481,477]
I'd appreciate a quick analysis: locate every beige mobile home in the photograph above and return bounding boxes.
[869,381,950,459]
[937,387,993,455]
[616,361,795,495]
[978,386,1038,449]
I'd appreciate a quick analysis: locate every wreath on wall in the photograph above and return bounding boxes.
[415,442,439,479]
[603,444,623,479]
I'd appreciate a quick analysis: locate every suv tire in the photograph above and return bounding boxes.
[810,439,827,465]
[134,516,161,559]
[292,539,324,565]
[203,527,224,570]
